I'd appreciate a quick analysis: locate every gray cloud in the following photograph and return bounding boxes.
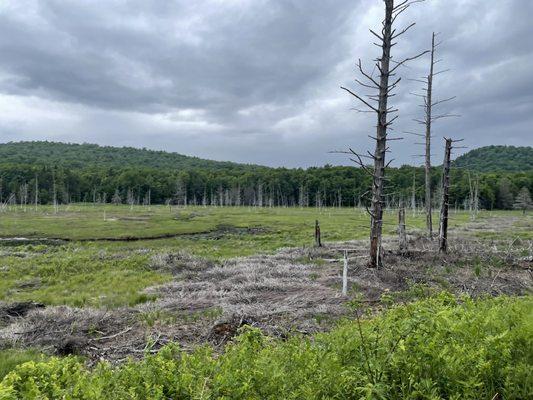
[0,0,531,167]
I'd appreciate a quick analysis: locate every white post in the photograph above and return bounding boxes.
[342,250,348,296]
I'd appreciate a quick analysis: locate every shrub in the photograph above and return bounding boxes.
[1,294,531,399]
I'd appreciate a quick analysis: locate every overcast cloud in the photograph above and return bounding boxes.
[0,0,531,167]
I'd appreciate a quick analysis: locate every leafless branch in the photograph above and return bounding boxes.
[389,50,430,73]
[432,96,456,107]
[392,22,416,39]
[341,86,378,112]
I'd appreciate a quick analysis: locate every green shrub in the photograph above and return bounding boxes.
[0,349,45,381]
[1,294,531,399]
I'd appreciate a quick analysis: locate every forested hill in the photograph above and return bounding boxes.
[453,145,533,172]
[0,141,265,172]
[3,141,532,173]
[0,141,532,209]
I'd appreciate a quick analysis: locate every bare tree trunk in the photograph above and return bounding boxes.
[315,219,322,247]
[367,0,394,268]
[468,171,475,220]
[473,177,479,219]
[342,249,348,296]
[398,200,407,254]
[52,173,58,214]
[439,138,453,253]
[34,174,39,211]
[257,182,263,207]
[411,172,417,217]
[342,0,427,268]
[424,32,436,238]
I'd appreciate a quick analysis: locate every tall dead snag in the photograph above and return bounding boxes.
[341,0,427,267]
[438,138,462,253]
[438,138,452,253]
[424,33,436,238]
[409,32,458,239]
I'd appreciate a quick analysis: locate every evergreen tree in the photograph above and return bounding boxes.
[111,189,122,205]
[513,187,532,214]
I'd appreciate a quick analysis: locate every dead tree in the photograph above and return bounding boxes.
[127,188,135,210]
[467,172,479,220]
[34,174,39,211]
[19,182,28,211]
[398,200,407,254]
[342,249,349,296]
[438,138,452,252]
[408,32,458,238]
[315,220,322,247]
[438,138,462,253]
[341,0,427,267]
[52,173,58,213]
[423,33,437,238]
[411,172,417,217]
[257,182,263,207]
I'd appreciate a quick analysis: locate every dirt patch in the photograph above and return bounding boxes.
[0,301,45,324]
[0,224,269,243]
[0,238,67,246]
[116,216,151,222]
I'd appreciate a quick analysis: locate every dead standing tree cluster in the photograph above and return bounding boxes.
[341,0,428,268]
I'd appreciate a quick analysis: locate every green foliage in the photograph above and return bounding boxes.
[0,141,252,171]
[514,186,532,213]
[0,349,45,381]
[454,145,533,172]
[1,142,531,209]
[1,295,531,399]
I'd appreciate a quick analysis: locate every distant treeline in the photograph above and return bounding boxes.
[1,163,531,210]
[0,141,531,209]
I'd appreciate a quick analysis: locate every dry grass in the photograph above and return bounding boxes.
[1,214,531,363]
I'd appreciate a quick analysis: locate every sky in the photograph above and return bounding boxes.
[0,0,531,167]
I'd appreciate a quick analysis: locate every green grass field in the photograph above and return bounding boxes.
[0,205,529,308]
[0,203,491,244]
[1,205,531,394]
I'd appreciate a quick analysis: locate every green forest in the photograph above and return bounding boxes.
[453,145,533,172]
[1,141,532,209]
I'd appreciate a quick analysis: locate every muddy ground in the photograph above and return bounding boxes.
[1,218,531,363]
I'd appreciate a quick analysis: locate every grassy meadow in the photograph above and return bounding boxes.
[0,204,529,308]
[1,204,531,395]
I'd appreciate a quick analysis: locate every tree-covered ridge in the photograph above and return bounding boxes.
[0,141,532,209]
[0,141,265,172]
[453,145,533,172]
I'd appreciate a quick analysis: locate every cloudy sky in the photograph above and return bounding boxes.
[0,0,531,167]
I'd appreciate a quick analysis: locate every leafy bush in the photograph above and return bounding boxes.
[1,294,531,399]
[0,349,45,381]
